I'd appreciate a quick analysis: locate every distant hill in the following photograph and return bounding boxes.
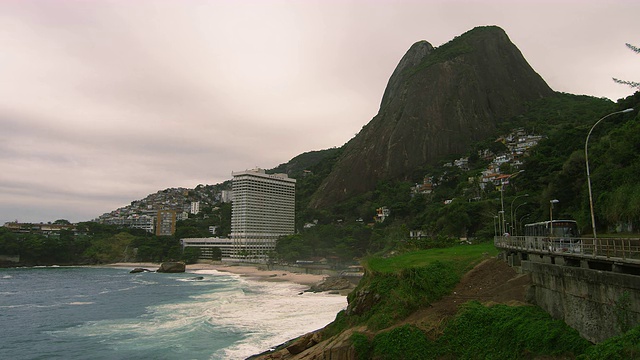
[309,26,554,208]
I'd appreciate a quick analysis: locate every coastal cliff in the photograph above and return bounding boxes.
[249,257,532,359]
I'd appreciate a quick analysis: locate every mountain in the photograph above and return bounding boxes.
[267,148,341,178]
[309,26,554,208]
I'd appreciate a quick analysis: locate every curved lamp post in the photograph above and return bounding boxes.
[585,108,634,241]
[519,213,531,235]
[513,202,528,236]
[510,194,529,234]
[500,170,525,235]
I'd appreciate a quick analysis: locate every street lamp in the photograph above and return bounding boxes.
[550,199,559,236]
[510,194,529,233]
[500,170,525,235]
[513,202,528,236]
[585,108,634,240]
[519,213,530,235]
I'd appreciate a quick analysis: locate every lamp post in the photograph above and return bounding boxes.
[500,183,505,234]
[550,199,559,236]
[500,170,525,235]
[519,213,530,235]
[498,210,505,235]
[510,194,529,234]
[585,108,634,240]
[513,202,528,236]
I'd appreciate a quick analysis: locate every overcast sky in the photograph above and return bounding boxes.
[1,0,639,224]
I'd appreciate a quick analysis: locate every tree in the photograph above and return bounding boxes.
[613,43,640,90]
[182,247,201,264]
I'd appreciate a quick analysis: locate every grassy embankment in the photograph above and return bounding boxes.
[323,242,639,359]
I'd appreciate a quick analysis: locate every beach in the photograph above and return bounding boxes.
[108,262,328,286]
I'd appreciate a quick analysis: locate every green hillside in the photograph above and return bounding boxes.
[279,92,638,264]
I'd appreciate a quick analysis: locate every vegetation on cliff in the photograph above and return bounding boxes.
[312,243,638,359]
[351,303,591,360]
[261,243,605,359]
[324,243,496,336]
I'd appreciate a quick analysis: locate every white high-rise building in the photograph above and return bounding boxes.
[190,201,200,215]
[230,168,296,260]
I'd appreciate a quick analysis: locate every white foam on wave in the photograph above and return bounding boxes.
[53,272,346,360]
[202,277,348,359]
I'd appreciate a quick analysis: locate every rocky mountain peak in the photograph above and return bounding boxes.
[310,26,554,209]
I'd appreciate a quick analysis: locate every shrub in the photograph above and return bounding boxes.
[371,325,435,360]
[437,302,591,359]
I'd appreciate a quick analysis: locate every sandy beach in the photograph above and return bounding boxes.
[108,262,328,287]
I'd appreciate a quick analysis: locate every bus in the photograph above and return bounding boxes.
[524,220,580,253]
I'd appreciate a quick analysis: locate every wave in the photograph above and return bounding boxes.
[52,274,346,359]
[176,277,206,282]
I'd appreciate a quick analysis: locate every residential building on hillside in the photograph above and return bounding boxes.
[3,222,75,236]
[156,210,176,236]
[375,207,390,223]
[190,201,200,215]
[129,214,155,233]
[220,190,233,203]
[230,168,296,261]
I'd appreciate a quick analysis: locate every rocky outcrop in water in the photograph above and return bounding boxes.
[129,267,152,273]
[307,277,354,293]
[156,262,186,273]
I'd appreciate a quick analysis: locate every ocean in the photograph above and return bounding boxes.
[0,266,347,360]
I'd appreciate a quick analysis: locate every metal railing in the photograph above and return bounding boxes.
[495,235,640,264]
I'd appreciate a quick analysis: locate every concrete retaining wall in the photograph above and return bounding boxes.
[522,260,640,343]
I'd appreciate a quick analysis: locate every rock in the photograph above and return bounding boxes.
[130,267,151,273]
[286,333,316,355]
[156,262,186,273]
[308,276,354,292]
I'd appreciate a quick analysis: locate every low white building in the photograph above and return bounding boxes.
[180,237,234,259]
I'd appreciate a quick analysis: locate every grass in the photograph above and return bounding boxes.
[365,242,498,274]
[326,243,499,332]
[328,241,639,359]
[577,324,640,360]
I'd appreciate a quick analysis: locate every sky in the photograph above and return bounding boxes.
[1,0,639,224]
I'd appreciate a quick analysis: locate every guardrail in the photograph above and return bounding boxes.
[495,235,640,264]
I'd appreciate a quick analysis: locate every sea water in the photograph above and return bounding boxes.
[0,266,347,360]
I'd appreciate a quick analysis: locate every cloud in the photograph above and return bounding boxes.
[1,0,639,223]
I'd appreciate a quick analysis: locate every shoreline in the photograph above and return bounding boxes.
[108,262,329,287]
